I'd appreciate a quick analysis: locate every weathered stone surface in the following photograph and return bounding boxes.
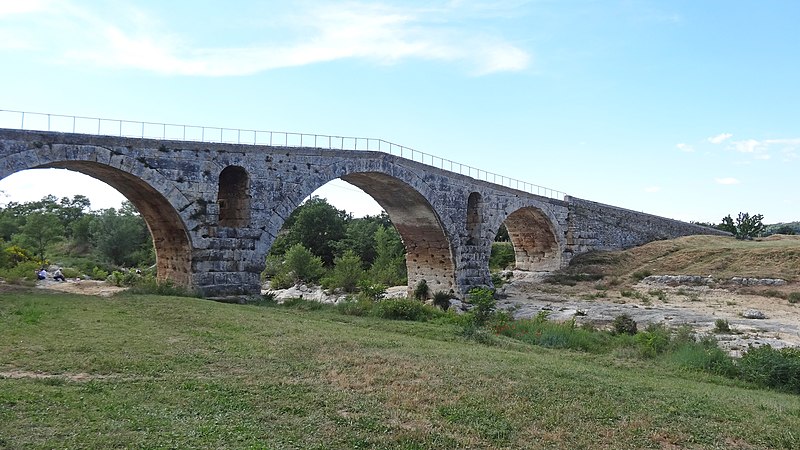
[0,128,729,297]
[743,309,767,319]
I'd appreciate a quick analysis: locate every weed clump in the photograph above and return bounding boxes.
[612,314,638,335]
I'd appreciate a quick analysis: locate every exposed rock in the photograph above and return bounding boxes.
[641,275,714,286]
[729,277,786,286]
[742,309,766,319]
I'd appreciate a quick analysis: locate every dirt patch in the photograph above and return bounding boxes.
[35,279,127,297]
[0,370,115,382]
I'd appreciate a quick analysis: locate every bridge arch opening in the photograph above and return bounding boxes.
[0,166,192,287]
[502,206,561,272]
[266,173,456,296]
[218,166,250,228]
[340,172,456,295]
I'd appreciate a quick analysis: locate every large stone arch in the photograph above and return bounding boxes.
[500,206,563,272]
[258,157,457,295]
[341,172,455,294]
[0,145,194,288]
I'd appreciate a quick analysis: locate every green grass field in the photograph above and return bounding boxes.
[1,289,799,449]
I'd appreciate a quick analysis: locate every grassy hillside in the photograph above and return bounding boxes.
[1,288,799,449]
[567,235,800,283]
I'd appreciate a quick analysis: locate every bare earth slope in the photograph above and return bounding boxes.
[498,235,800,355]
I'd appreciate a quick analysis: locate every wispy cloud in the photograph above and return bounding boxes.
[715,177,740,185]
[675,143,693,152]
[0,1,532,76]
[707,133,732,144]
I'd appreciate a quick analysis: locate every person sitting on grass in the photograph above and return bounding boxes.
[37,268,47,280]
[53,268,66,282]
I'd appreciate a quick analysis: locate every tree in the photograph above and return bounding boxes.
[282,243,325,284]
[369,225,407,286]
[91,206,152,266]
[720,212,766,240]
[324,250,364,293]
[16,212,62,263]
[270,197,348,266]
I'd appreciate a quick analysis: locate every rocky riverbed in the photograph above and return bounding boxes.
[495,271,800,356]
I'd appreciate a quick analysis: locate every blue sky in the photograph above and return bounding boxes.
[0,0,797,223]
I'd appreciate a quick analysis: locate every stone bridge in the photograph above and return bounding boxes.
[0,128,725,297]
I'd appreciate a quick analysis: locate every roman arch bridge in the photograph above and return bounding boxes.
[0,112,724,297]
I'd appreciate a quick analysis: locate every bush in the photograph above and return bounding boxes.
[631,269,652,282]
[0,261,40,285]
[635,323,671,358]
[789,292,800,304]
[336,298,373,316]
[91,266,109,281]
[127,277,196,297]
[612,314,638,335]
[467,287,496,327]
[668,338,737,378]
[413,279,430,300]
[373,298,436,321]
[357,281,387,302]
[714,319,731,333]
[283,244,325,284]
[323,250,364,293]
[432,291,452,311]
[489,242,515,270]
[738,345,800,393]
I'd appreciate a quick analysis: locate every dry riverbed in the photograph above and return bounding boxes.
[497,271,800,355]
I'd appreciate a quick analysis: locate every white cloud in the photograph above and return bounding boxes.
[715,177,740,185]
[676,143,693,152]
[1,1,532,76]
[644,186,661,193]
[707,133,732,144]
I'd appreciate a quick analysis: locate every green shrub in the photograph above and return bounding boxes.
[467,287,496,327]
[631,269,652,282]
[494,316,612,353]
[489,242,515,270]
[127,277,196,297]
[357,280,387,302]
[283,244,325,284]
[336,298,373,316]
[0,261,40,285]
[432,291,452,311]
[738,345,800,394]
[413,279,430,300]
[762,289,786,299]
[668,339,737,378]
[647,289,668,301]
[714,319,731,333]
[373,298,436,321]
[91,266,109,281]
[612,314,638,335]
[789,292,800,304]
[323,250,364,293]
[545,273,603,286]
[635,323,671,358]
[61,267,80,279]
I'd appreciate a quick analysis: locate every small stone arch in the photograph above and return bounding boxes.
[217,166,250,228]
[503,206,562,271]
[466,192,484,246]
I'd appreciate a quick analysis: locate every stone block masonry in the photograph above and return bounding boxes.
[0,128,727,298]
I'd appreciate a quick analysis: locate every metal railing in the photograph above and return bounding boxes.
[0,109,567,200]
